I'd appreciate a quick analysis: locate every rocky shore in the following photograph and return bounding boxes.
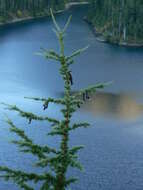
[84,16,143,48]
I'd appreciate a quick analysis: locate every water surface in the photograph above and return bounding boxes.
[0,5,143,190]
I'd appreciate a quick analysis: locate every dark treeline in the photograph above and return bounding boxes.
[87,0,143,45]
[0,0,68,22]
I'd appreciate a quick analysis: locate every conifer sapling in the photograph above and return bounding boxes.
[0,9,109,190]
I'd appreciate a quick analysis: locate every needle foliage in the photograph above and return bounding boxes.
[0,10,108,190]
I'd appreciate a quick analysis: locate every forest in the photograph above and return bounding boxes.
[87,0,143,45]
[0,0,67,23]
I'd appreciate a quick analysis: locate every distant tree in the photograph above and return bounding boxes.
[0,0,68,19]
[87,0,143,44]
[0,9,107,190]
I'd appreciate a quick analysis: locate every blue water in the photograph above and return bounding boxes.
[1,4,143,190]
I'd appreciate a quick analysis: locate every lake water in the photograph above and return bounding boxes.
[1,4,143,190]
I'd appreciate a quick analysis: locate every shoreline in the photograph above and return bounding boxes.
[1,2,142,48]
[0,1,89,27]
[65,1,89,9]
[84,17,143,48]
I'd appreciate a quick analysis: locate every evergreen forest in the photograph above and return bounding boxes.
[0,0,67,22]
[87,0,143,45]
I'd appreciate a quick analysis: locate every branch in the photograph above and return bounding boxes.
[0,167,48,190]
[69,146,84,155]
[35,155,60,169]
[2,103,59,125]
[73,81,112,99]
[70,122,90,131]
[50,8,61,32]
[47,123,66,136]
[7,119,57,158]
[25,97,65,110]
[63,15,72,33]
[65,46,89,65]
[36,47,61,62]
[65,177,78,186]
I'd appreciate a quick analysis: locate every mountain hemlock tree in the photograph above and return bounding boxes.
[0,10,108,190]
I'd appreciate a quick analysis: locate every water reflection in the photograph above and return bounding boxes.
[57,91,143,121]
[81,92,143,121]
